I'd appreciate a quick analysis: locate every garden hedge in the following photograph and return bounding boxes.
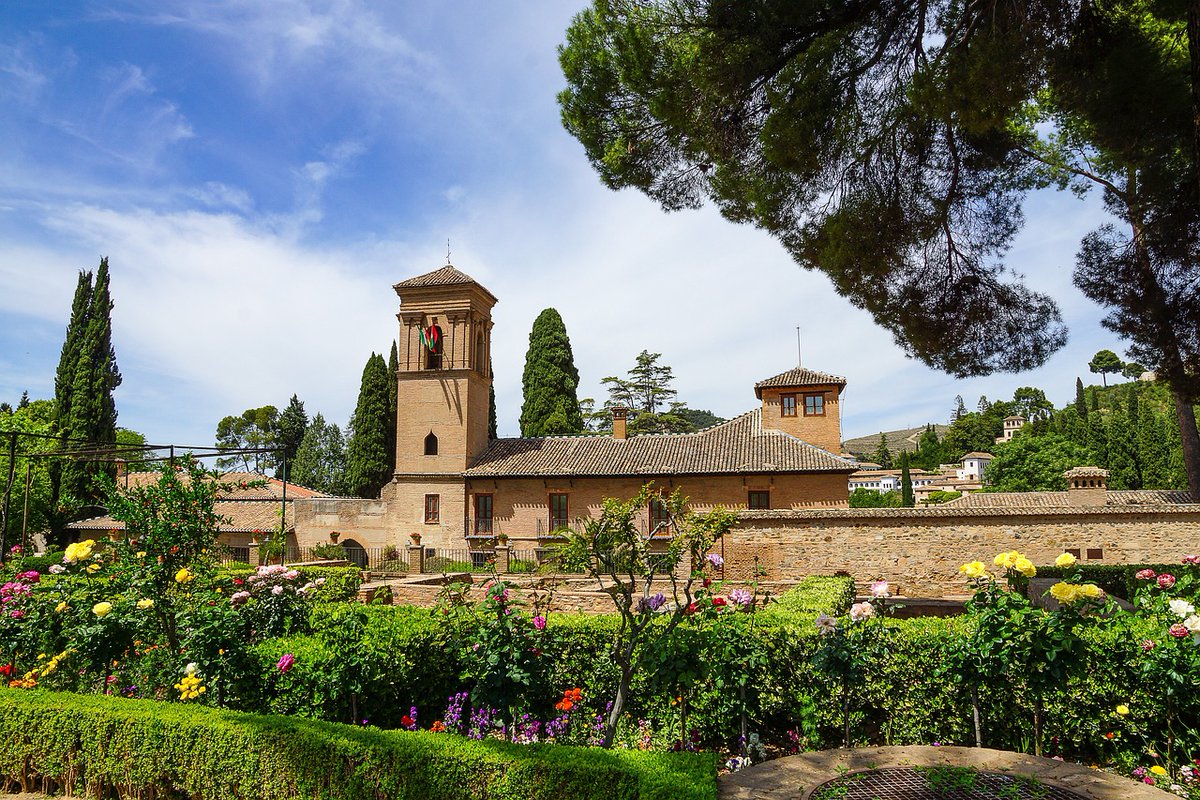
[0,688,717,800]
[1010,563,1183,601]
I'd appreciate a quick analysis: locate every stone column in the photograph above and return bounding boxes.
[247,540,261,567]
[408,544,426,575]
[494,544,511,574]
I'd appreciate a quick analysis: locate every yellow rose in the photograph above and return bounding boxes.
[54,601,68,613]
[1055,552,1077,567]
[92,602,113,617]
[1078,583,1104,600]
[175,568,194,584]
[1116,704,1130,716]
[959,561,987,579]
[1013,557,1036,578]
[1150,766,1167,776]
[1049,582,1078,604]
[86,563,101,573]
[137,551,147,558]
[137,598,154,610]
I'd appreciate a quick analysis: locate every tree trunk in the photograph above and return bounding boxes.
[842,681,851,748]
[971,687,983,748]
[603,663,633,747]
[1173,392,1200,499]
[1033,695,1043,757]
[1189,2,1200,204]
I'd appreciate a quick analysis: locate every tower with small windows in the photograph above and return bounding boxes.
[387,265,496,544]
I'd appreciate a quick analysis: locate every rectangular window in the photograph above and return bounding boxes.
[1086,547,1104,560]
[649,497,672,533]
[748,490,770,509]
[803,393,825,416]
[474,494,493,535]
[549,493,569,530]
[424,494,440,524]
[1066,548,1082,559]
[781,393,797,417]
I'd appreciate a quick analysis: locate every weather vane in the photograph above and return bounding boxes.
[447,238,451,264]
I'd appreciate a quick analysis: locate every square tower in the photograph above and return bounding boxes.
[392,265,497,475]
[754,367,846,454]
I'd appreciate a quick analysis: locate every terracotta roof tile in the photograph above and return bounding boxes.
[114,471,327,499]
[466,408,856,478]
[948,489,1193,509]
[754,367,846,396]
[1063,466,1109,478]
[393,264,482,290]
[68,500,295,533]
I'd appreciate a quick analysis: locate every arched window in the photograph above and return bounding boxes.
[424,432,438,456]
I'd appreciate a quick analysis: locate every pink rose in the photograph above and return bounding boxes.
[1136,569,1157,581]
[1158,574,1177,589]
[532,615,546,630]
[1182,555,1200,566]
[277,653,295,673]
[1169,623,1188,638]
[1142,639,1157,651]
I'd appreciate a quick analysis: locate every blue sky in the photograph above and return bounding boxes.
[1,1,1128,449]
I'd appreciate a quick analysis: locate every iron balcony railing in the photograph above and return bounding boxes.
[464,517,500,540]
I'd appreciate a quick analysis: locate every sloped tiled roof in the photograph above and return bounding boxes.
[113,471,328,499]
[949,489,1194,509]
[754,367,847,396]
[1064,466,1109,479]
[393,264,485,291]
[465,408,856,478]
[962,452,994,460]
[69,500,295,534]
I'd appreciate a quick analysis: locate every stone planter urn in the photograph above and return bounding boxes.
[329,531,340,543]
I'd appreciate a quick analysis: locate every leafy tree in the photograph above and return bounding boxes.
[913,425,946,472]
[519,309,585,436]
[676,407,724,431]
[943,400,1013,461]
[848,488,902,509]
[1089,350,1123,387]
[290,413,346,495]
[985,434,1094,492]
[601,351,699,434]
[869,434,893,470]
[952,395,967,422]
[275,395,308,476]
[0,400,55,548]
[17,392,29,410]
[557,1,1200,497]
[1011,387,1054,423]
[1122,361,1148,380]
[215,406,278,472]
[114,428,151,472]
[345,353,392,498]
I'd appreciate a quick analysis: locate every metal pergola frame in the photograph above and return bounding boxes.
[0,430,289,564]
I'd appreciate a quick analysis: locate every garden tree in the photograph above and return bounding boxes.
[345,353,392,498]
[943,400,1014,461]
[0,404,9,415]
[558,1,1200,498]
[984,434,1093,492]
[214,406,278,472]
[275,395,308,477]
[1138,401,1172,489]
[17,392,29,410]
[1106,395,1142,489]
[289,413,346,494]
[977,397,992,414]
[0,400,55,546]
[114,428,151,472]
[387,341,399,472]
[676,407,724,431]
[952,395,968,422]
[848,488,903,508]
[1089,350,1124,387]
[1075,378,1088,419]
[554,485,736,747]
[869,434,892,470]
[601,351,697,434]
[899,452,914,507]
[519,308,585,436]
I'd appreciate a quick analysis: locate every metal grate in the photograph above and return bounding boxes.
[811,767,1088,800]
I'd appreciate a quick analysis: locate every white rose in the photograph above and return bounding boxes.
[1169,598,1196,618]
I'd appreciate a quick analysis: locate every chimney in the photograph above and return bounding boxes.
[612,407,628,440]
[1063,466,1108,506]
[114,458,127,480]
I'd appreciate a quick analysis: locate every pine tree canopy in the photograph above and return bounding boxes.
[346,352,392,498]
[290,413,347,495]
[275,395,308,476]
[520,308,585,436]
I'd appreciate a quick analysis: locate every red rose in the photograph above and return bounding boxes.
[712,596,726,607]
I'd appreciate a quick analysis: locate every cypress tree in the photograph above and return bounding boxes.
[519,309,584,436]
[1075,378,1087,419]
[899,451,914,507]
[275,395,308,476]
[488,358,498,441]
[387,341,398,473]
[345,353,392,498]
[58,259,122,510]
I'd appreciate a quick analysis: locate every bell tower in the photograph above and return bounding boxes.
[392,264,496,475]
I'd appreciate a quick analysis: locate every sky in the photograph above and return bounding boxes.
[0,1,1130,449]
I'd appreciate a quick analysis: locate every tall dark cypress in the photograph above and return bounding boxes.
[1074,378,1087,419]
[519,308,584,436]
[488,358,497,441]
[49,270,94,525]
[345,353,392,498]
[387,340,398,474]
[899,451,914,507]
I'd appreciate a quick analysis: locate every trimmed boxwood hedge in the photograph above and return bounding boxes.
[0,687,717,800]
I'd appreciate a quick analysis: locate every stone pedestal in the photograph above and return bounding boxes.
[247,541,261,567]
[408,544,425,574]
[494,544,511,574]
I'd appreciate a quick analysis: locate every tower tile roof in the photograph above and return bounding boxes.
[754,367,847,397]
[394,265,482,290]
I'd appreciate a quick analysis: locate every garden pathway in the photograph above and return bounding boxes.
[718,745,1175,800]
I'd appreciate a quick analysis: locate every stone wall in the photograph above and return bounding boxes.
[725,505,1200,596]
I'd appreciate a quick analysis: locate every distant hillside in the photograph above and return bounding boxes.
[843,424,950,458]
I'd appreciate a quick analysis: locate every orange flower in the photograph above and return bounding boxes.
[555,688,583,712]
[431,721,446,733]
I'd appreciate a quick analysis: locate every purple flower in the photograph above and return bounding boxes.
[729,588,753,608]
[277,653,295,673]
[705,553,724,568]
[532,615,546,630]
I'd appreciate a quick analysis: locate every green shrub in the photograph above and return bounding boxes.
[0,687,717,800]
[222,564,363,603]
[1009,563,1183,600]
